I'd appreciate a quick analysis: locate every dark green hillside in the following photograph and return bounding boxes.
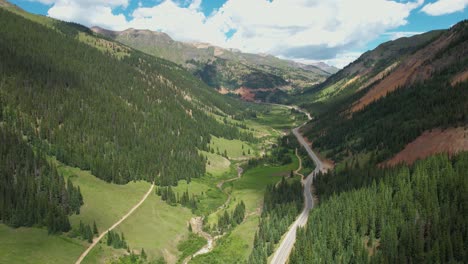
[0,7,251,186]
[190,58,288,89]
[0,125,82,233]
[290,152,468,263]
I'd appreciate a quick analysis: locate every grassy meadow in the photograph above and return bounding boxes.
[0,103,305,264]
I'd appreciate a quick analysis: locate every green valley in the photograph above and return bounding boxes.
[1,1,467,264]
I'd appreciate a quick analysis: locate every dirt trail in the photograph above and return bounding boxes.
[214,166,243,214]
[75,183,155,264]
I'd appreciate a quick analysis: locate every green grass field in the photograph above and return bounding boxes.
[201,152,300,262]
[177,233,206,263]
[57,161,194,263]
[249,105,306,131]
[0,160,152,264]
[0,224,85,264]
[172,177,227,216]
[209,136,255,160]
[191,215,259,264]
[84,195,194,263]
[57,162,151,232]
[0,103,306,264]
[200,150,231,176]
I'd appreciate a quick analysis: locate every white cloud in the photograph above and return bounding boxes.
[292,52,363,69]
[383,31,424,40]
[35,0,425,68]
[128,1,229,44]
[47,1,128,30]
[422,0,468,16]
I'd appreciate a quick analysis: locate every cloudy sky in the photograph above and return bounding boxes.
[10,0,468,68]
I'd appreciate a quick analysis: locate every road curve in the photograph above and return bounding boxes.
[270,109,324,264]
[75,183,155,264]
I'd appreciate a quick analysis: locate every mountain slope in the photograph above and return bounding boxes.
[0,4,253,188]
[299,20,468,165]
[91,26,337,101]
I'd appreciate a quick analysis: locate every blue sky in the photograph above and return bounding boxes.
[9,0,468,67]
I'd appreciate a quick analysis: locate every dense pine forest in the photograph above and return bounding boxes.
[290,152,468,263]
[0,125,82,233]
[248,177,303,263]
[0,7,253,186]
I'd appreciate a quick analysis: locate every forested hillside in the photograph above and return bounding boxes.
[0,125,82,233]
[91,27,335,101]
[248,177,303,263]
[300,20,468,164]
[0,6,252,186]
[290,152,468,263]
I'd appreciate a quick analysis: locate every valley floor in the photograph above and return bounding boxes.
[0,104,306,264]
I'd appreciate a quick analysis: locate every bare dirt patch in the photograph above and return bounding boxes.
[351,32,456,112]
[218,87,230,95]
[356,62,399,92]
[383,126,468,167]
[217,86,276,101]
[303,136,335,171]
[451,70,468,86]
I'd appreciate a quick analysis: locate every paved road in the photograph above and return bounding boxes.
[270,110,324,264]
[75,183,155,264]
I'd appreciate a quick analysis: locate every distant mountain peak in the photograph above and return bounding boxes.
[0,0,18,9]
[91,26,173,42]
[91,24,337,101]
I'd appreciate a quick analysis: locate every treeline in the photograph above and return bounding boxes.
[248,177,303,263]
[111,251,149,264]
[107,230,128,250]
[70,220,98,243]
[155,186,198,212]
[290,153,468,263]
[206,201,246,234]
[0,125,83,233]
[0,8,253,187]
[246,135,297,169]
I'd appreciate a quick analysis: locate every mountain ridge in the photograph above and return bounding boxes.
[298,20,467,166]
[90,26,338,101]
[91,26,337,74]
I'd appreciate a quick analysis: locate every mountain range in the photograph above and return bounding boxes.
[91,26,338,101]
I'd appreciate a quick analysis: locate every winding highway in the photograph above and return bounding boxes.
[270,108,324,264]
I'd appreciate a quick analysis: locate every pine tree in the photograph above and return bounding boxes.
[93,221,98,235]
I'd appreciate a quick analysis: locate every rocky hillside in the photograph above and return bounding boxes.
[299,20,468,166]
[300,22,467,111]
[91,26,337,101]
